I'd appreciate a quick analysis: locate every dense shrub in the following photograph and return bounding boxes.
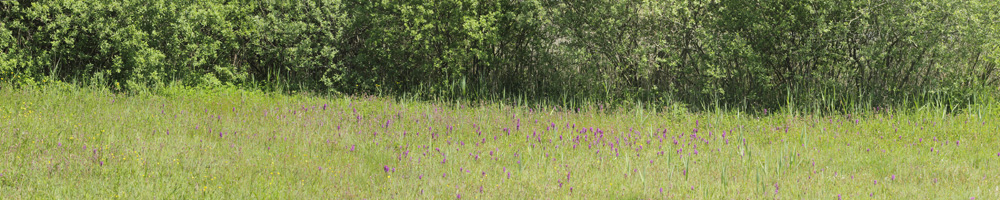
[548,0,998,110]
[336,0,553,99]
[0,0,250,90]
[1,0,996,112]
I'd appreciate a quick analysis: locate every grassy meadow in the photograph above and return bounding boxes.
[1,84,999,199]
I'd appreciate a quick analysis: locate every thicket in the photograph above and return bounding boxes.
[1,0,998,112]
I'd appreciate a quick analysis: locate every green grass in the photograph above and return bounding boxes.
[1,84,999,199]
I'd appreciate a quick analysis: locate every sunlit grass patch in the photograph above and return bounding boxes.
[1,85,998,199]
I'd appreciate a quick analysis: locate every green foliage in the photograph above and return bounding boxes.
[0,0,996,112]
[340,0,551,99]
[0,0,248,90]
[546,0,998,112]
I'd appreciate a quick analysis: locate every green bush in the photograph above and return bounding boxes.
[546,0,998,111]
[0,0,995,112]
[337,0,552,99]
